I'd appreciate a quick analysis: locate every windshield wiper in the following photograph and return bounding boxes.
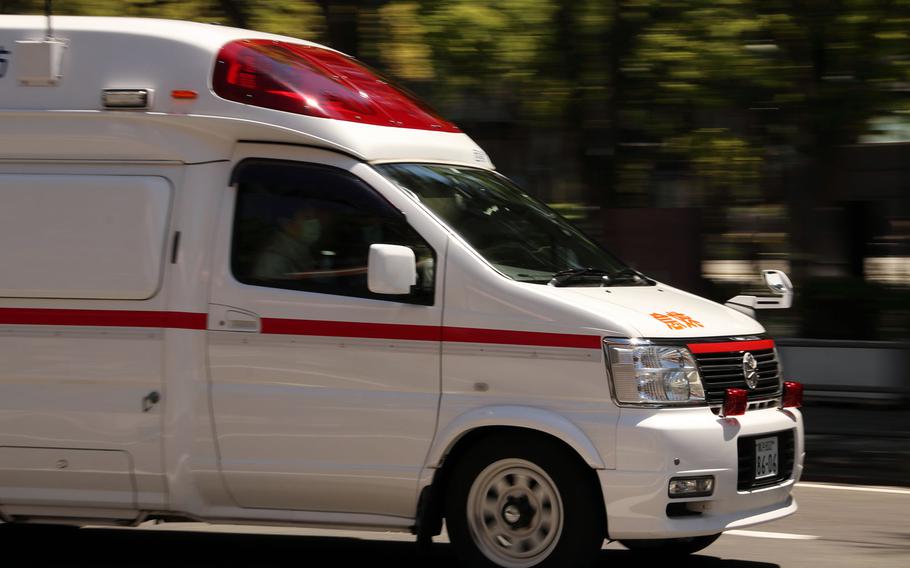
[548,267,611,287]
[549,266,655,287]
[607,267,654,286]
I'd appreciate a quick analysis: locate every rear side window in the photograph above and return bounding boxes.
[0,174,172,299]
[231,160,435,305]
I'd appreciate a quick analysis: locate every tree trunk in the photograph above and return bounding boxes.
[216,0,249,28]
[316,0,361,58]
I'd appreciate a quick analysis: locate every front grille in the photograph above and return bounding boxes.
[737,429,796,490]
[693,348,781,404]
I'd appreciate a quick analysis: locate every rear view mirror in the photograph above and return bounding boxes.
[725,270,794,318]
[368,244,417,295]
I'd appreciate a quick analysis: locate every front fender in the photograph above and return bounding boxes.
[427,405,607,470]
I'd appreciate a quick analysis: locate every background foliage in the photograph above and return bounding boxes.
[4,0,909,339]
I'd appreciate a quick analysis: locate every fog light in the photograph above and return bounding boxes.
[668,476,715,498]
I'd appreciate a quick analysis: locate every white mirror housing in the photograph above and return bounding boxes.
[726,270,794,318]
[762,270,793,297]
[368,244,417,295]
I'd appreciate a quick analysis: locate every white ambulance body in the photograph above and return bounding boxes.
[0,16,804,568]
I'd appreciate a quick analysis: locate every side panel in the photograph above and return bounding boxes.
[158,161,237,516]
[436,240,620,471]
[428,405,608,469]
[0,448,134,509]
[0,174,171,299]
[0,163,181,515]
[208,329,441,516]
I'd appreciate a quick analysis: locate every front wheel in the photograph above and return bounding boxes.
[619,533,721,555]
[445,435,605,568]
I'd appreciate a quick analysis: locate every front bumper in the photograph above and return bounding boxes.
[600,405,804,540]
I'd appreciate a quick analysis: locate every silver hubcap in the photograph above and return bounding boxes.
[466,459,564,568]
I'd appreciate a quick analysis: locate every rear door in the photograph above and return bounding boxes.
[206,145,444,518]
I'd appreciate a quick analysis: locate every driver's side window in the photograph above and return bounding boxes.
[231,159,435,305]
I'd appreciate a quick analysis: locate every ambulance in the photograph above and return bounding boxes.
[0,16,804,568]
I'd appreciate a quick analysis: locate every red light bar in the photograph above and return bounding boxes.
[782,381,803,408]
[212,39,459,132]
[723,388,748,417]
[687,339,775,354]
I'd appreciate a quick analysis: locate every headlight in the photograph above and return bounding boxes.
[605,341,705,405]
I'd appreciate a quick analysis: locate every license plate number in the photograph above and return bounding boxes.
[755,437,778,479]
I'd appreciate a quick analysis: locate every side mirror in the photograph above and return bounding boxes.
[762,269,793,296]
[368,244,417,295]
[726,270,794,318]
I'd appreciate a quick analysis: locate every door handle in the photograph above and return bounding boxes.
[142,391,161,412]
[208,304,261,333]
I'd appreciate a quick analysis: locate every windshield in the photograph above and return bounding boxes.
[377,163,648,286]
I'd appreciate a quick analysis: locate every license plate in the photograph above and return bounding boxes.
[754,437,779,479]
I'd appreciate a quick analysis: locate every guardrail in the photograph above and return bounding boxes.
[775,338,909,403]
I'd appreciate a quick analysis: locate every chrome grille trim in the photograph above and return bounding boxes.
[694,348,782,404]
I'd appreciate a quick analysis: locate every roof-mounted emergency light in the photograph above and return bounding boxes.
[212,39,459,133]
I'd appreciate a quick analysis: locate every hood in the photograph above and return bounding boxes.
[551,283,765,339]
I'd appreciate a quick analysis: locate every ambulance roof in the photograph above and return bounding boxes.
[0,16,492,167]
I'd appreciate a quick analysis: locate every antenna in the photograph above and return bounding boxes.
[45,0,54,40]
[14,0,65,86]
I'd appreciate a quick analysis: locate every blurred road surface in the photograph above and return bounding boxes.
[800,403,910,486]
[1,483,907,567]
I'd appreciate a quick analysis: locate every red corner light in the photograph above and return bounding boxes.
[723,388,748,417]
[212,39,459,132]
[782,381,804,408]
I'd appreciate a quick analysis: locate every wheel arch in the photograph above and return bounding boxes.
[426,405,607,470]
[415,407,608,543]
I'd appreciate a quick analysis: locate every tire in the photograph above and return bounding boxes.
[444,434,605,568]
[0,522,80,537]
[619,533,721,556]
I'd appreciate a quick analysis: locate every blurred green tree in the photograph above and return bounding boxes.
[757,0,910,281]
[4,0,909,311]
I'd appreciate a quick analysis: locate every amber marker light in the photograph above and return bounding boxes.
[171,90,198,100]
